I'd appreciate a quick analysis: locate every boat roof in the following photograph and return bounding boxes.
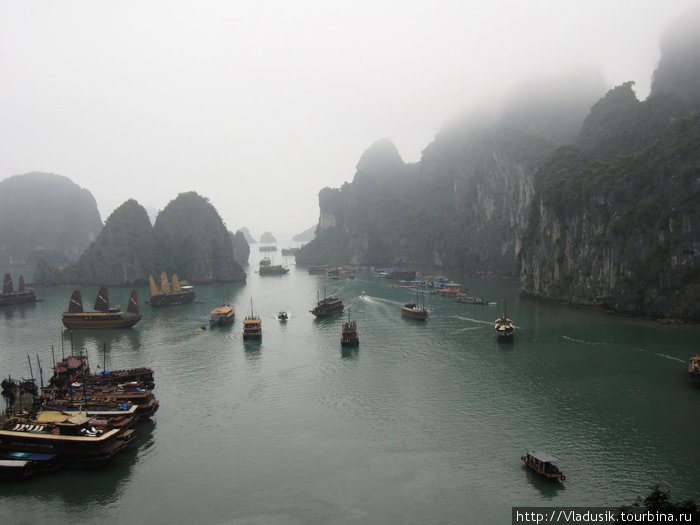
[210,305,233,315]
[527,450,560,463]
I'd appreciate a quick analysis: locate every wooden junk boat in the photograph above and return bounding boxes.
[521,450,566,481]
[242,300,262,340]
[0,273,36,306]
[494,301,514,339]
[209,304,235,326]
[310,291,344,318]
[401,291,428,320]
[341,317,359,347]
[61,287,142,329]
[147,272,195,306]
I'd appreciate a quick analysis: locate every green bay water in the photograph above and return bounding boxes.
[0,260,698,524]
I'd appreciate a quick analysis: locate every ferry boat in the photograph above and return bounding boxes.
[0,273,36,306]
[61,288,142,329]
[341,316,359,347]
[310,291,344,317]
[209,304,235,326]
[147,272,195,306]
[243,300,262,340]
[521,450,566,481]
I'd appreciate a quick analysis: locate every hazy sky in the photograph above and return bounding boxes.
[1,1,696,241]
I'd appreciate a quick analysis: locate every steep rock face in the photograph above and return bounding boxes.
[49,200,155,285]
[0,172,102,265]
[231,230,250,265]
[298,132,552,274]
[520,117,700,321]
[154,192,245,282]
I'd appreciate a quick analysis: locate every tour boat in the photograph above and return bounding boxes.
[310,290,344,317]
[521,450,566,481]
[243,300,262,340]
[147,272,195,306]
[401,291,427,320]
[494,301,514,339]
[689,356,700,382]
[209,304,235,326]
[0,273,36,306]
[61,288,142,329]
[341,317,359,347]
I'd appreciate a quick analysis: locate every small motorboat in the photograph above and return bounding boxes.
[277,311,288,321]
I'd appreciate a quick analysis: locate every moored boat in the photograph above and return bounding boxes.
[0,452,57,480]
[209,304,235,326]
[243,300,262,340]
[61,288,142,329]
[521,450,566,481]
[147,272,195,307]
[0,415,135,468]
[0,274,36,306]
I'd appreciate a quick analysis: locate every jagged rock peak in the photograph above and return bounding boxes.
[355,138,405,177]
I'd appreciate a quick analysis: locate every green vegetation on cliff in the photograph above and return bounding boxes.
[35,192,246,285]
[154,192,245,282]
[58,199,156,285]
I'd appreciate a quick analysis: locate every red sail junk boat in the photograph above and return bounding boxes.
[0,273,36,306]
[61,287,142,329]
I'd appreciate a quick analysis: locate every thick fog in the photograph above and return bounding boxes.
[1,0,696,240]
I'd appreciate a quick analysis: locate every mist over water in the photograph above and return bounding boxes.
[1,256,698,524]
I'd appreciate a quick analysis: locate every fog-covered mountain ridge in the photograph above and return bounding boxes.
[298,7,700,321]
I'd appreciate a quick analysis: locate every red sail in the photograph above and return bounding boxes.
[127,289,139,315]
[3,273,13,294]
[18,275,26,291]
[68,290,84,313]
[94,287,110,312]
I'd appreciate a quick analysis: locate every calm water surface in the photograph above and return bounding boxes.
[1,259,698,524]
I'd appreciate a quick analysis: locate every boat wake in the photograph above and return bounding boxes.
[653,352,686,363]
[454,316,494,326]
[561,335,606,346]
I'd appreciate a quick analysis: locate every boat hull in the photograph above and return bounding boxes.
[147,290,195,307]
[0,291,36,306]
[61,314,142,329]
[401,304,428,320]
